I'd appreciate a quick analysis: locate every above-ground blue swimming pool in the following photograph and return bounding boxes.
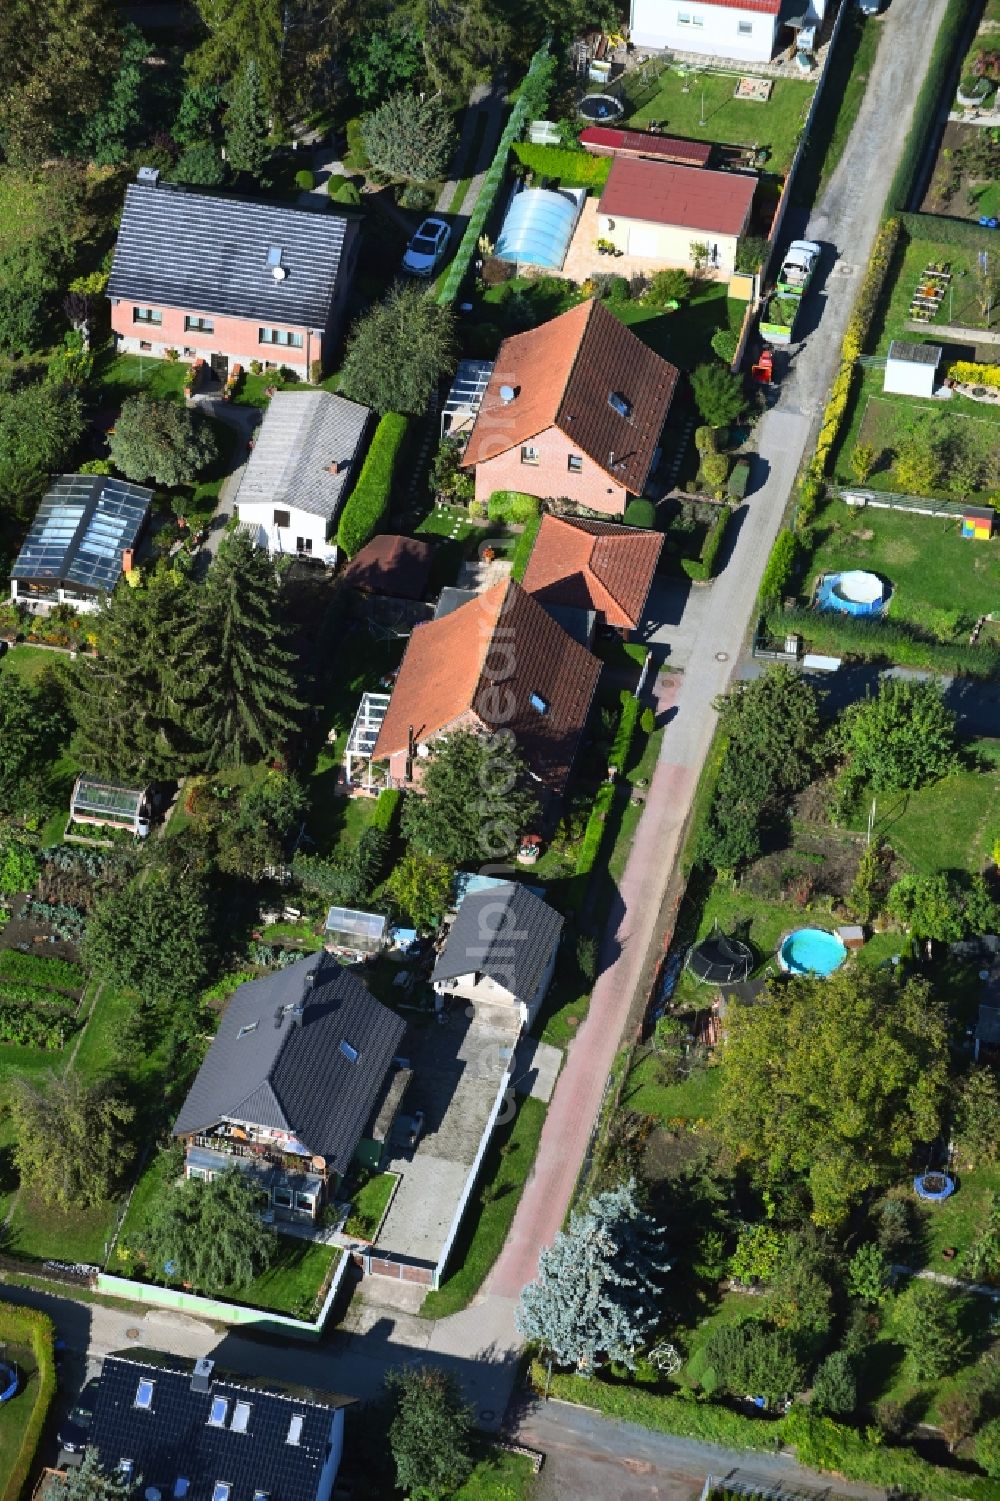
[816,570,890,617]
[779,928,848,976]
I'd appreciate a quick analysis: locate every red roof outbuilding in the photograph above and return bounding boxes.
[599,157,757,239]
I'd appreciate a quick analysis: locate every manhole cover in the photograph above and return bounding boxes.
[715,651,729,662]
[839,264,854,276]
[125,1327,141,1339]
[480,1408,495,1422]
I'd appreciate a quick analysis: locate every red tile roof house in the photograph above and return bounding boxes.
[107,171,361,382]
[598,156,757,276]
[372,578,602,801]
[629,0,790,64]
[460,298,678,517]
[522,514,664,639]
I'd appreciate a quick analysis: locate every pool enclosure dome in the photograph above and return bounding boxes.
[495,188,583,271]
[687,923,753,985]
[817,570,890,617]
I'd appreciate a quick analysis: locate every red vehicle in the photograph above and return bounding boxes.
[752,346,775,384]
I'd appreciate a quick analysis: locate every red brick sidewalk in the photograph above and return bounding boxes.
[487,671,696,1300]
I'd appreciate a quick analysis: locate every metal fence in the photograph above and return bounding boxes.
[836,485,968,518]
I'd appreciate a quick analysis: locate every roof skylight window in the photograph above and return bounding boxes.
[208,1395,228,1427]
[134,1378,155,1410]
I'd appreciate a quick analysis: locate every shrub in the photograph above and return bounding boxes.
[336,412,409,557]
[566,781,615,912]
[294,168,315,191]
[328,175,362,206]
[735,234,767,273]
[711,328,739,364]
[694,425,719,456]
[759,528,799,605]
[640,706,656,735]
[948,359,1000,388]
[398,181,435,212]
[683,506,731,581]
[510,141,611,189]
[623,498,656,528]
[487,490,540,523]
[976,1418,1000,1478]
[609,692,640,774]
[699,451,729,497]
[371,787,401,834]
[646,267,690,305]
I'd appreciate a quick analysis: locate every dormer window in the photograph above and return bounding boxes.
[608,392,632,420]
[530,693,549,715]
[208,1395,228,1427]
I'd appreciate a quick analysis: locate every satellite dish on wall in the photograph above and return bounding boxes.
[416,743,430,758]
[272,265,288,281]
[499,384,516,404]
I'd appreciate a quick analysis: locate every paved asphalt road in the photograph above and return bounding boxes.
[0,1,954,1490]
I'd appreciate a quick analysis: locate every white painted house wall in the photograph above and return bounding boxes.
[315,1408,346,1501]
[235,501,338,565]
[629,0,781,62]
[883,358,937,399]
[433,941,559,1029]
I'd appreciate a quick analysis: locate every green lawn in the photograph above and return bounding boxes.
[344,1171,398,1240]
[802,494,1000,639]
[0,1342,39,1498]
[913,1161,1000,1272]
[622,1057,723,1126]
[874,233,1000,351]
[5,1187,118,1263]
[622,69,814,176]
[454,1443,538,1501]
[849,393,1000,506]
[843,741,1000,878]
[89,347,191,402]
[421,1096,546,1319]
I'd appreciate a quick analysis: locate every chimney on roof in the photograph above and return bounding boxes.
[274,1004,286,1029]
[137,165,160,188]
[326,460,347,475]
[122,548,134,575]
[191,1357,214,1394]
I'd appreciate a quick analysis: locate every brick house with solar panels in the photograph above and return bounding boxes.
[459,298,678,515]
[8,474,152,615]
[107,171,360,381]
[86,1353,351,1501]
[172,952,406,1222]
[597,157,757,275]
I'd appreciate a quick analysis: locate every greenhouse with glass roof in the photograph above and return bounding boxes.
[495,188,585,271]
[69,776,153,837]
[9,474,153,614]
[325,906,388,955]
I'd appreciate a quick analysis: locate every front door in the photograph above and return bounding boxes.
[210,352,229,383]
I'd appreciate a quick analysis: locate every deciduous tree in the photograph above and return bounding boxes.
[386,1365,473,1501]
[11,1073,135,1210]
[400,730,539,867]
[347,26,424,105]
[700,1320,804,1405]
[0,380,85,518]
[134,1165,276,1292]
[846,1242,891,1305]
[517,1179,670,1374]
[837,678,957,795]
[340,282,456,416]
[953,1067,1000,1168]
[895,1280,968,1380]
[0,672,68,816]
[109,395,218,488]
[386,849,452,930]
[0,0,122,166]
[83,862,215,1005]
[719,972,948,1226]
[690,362,745,427]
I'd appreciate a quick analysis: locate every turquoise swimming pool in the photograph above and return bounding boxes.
[779,928,848,976]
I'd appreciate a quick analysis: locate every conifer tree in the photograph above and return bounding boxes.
[517,1178,670,1374]
[70,567,211,780]
[224,57,270,182]
[198,529,302,767]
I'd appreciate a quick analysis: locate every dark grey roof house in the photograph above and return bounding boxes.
[88,1353,350,1501]
[233,392,371,564]
[173,953,406,1199]
[432,882,563,1028]
[108,175,361,379]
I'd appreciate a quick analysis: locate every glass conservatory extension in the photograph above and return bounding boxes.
[70,776,152,836]
[9,474,152,614]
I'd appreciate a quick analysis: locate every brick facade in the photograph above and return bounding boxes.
[473,422,630,515]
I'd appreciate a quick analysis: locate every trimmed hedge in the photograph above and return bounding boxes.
[439,41,552,305]
[487,490,540,523]
[682,506,731,582]
[609,691,639,774]
[898,210,998,249]
[759,528,800,606]
[0,1303,56,1501]
[536,1367,1000,1500]
[370,787,401,834]
[336,413,409,558]
[565,781,616,913]
[511,511,542,581]
[511,142,611,189]
[623,499,656,528]
[885,0,971,213]
[772,605,1000,677]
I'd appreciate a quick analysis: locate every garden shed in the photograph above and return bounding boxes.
[69,775,152,837]
[883,340,942,398]
[325,906,387,955]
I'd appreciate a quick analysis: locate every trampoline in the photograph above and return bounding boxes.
[816,570,890,617]
[495,188,582,271]
[687,923,753,985]
[579,94,624,123]
[914,1172,955,1202]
